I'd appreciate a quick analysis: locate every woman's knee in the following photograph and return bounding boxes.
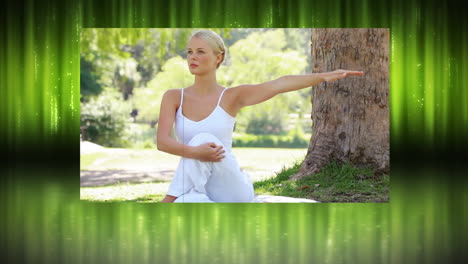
[188,133,224,147]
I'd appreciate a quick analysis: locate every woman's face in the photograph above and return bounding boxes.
[186,37,221,75]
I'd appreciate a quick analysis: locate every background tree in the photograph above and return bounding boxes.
[292,28,390,180]
[131,56,193,125]
[80,56,102,102]
[219,29,308,134]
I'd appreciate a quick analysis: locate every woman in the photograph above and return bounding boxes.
[158,30,363,203]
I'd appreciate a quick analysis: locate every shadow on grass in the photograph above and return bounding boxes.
[80,169,174,187]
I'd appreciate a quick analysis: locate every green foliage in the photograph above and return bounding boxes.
[80,56,103,101]
[123,123,156,149]
[131,56,193,123]
[114,57,142,100]
[220,29,307,86]
[217,29,309,134]
[245,109,286,135]
[80,88,133,147]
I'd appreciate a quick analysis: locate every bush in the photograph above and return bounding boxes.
[232,132,309,148]
[80,88,133,147]
[80,56,103,102]
[245,111,287,135]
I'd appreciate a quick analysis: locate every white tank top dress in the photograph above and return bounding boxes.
[175,88,236,152]
[167,88,255,202]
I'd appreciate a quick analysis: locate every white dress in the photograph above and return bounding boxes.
[166,88,255,203]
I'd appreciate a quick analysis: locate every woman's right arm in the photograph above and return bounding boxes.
[156,89,197,159]
[156,89,225,162]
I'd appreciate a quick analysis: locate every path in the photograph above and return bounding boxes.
[80,169,175,187]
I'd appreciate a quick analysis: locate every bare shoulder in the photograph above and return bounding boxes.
[162,89,183,107]
[224,84,253,103]
[224,84,250,100]
[226,84,250,93]
[222,85,251,114]
[163,88,181,99]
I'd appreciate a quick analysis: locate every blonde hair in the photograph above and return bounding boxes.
[190,30,226,69]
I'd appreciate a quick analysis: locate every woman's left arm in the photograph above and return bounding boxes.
[232,69,364,108]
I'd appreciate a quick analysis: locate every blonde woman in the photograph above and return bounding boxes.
[158,29,363,203]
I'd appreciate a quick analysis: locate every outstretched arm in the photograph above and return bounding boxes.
[232,69,364,108]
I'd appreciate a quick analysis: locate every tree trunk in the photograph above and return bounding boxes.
[291,28,389,180]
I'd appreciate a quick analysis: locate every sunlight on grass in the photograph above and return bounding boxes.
[80,148,180,171]
[80,152,109,170]
[80,182,169,203]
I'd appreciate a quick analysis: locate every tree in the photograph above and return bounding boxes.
[80,56,102,102]
[291,28,390,180]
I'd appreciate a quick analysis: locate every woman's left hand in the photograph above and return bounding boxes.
[322,69,364,82]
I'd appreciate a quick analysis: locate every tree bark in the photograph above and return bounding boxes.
[291,28,389,180]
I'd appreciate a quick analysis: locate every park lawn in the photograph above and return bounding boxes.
[80,148,181,171]
[80,181,169,203]
[254,161,390,203]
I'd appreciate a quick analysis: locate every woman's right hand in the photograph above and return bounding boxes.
[193,142,226,162]
[322,69,364,82]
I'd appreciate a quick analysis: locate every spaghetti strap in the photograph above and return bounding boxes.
[180,88,184,107]
[217,88,227,106]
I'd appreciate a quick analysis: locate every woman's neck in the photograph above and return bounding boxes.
[192,71,221,95]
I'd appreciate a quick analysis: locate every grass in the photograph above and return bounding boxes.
[80,181,169,203]
[80,148,180,171]
[254,160,390,203]
[80,152,109,169]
